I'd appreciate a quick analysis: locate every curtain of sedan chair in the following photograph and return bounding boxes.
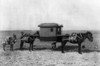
[56,27,61,35]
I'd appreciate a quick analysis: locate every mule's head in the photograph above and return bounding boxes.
[86,31,93,42]
[13,34,17,39]
[34,31,40,39]
[21,32,24,35]
[13,34,17,43]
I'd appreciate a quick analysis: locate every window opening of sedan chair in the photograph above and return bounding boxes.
[57,27,61,34]
[50,28,53,32]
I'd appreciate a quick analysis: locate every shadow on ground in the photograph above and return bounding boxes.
[14,47,47,51]
[54,45,100,53]
[14,45,48,51]
[13,45,100,53]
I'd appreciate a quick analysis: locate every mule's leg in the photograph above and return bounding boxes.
[20,41,24,50]
[29,43,33,51]
[52,42,56,49]
[31,41,35,51]
[61,40,67,53]
[30,42,34,51]
[12,44,13,51]
[10,44,13,51]
[10,44,11,51]
[3,43,5,51]
[29,43,31,51]
[78,43,82,54]
[31,43,33,51]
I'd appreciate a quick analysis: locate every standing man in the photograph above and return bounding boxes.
[20,32,25,50]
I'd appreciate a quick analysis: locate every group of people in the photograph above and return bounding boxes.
[2,34,17,51]
[2,31,39,51]
[69,32,82,42]
[2,32,29,51]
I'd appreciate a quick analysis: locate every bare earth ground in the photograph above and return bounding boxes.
[0,30,100,66]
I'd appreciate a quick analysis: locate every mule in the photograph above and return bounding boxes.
[3,34,17,51]
[20,31,39,50]
[61,31,93,54]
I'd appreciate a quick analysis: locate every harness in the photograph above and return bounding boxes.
[77,33,83,39]
[69,33,83,41]
[69,33,77,40]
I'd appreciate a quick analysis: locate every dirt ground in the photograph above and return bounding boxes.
[0,48,100,66]
[0,30,100,66]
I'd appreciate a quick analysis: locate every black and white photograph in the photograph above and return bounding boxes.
[0,0,100,66]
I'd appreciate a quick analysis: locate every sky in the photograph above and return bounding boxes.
[0,0,100,30]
